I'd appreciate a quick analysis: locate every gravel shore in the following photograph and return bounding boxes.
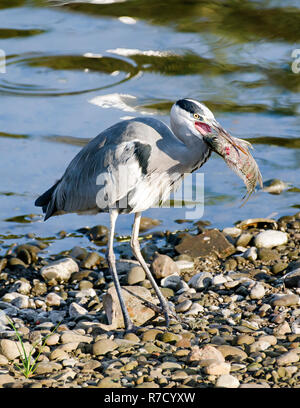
[0,213,299,388]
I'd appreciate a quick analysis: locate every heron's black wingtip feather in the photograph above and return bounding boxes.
[35,180,61,221]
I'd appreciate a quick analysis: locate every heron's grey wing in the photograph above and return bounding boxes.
[45,133,152,217]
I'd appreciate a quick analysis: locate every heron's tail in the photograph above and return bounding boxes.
[35,179,61,220]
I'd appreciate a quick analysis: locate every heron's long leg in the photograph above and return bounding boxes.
[107,209,134,332]
[130,212,170,327]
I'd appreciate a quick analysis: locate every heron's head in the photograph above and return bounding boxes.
[170,98,248,154]
[170,98,220,139]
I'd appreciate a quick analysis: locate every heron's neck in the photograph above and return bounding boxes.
[171,125,210,171]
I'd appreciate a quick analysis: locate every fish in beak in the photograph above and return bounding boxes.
[195,119,263,205]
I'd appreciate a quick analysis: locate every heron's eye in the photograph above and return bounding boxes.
[193,113,200,119]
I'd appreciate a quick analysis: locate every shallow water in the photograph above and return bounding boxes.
[0,0,299,255]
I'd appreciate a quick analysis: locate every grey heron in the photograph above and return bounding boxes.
[35,98,262,332]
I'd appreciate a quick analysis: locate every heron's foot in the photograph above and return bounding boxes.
[124,323,141,334]
[160,300,180,328]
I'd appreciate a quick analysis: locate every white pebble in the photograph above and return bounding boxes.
[223,227,241,237]
[188,272,212,290]
[291,319,300,334]
[185,303,204,315]
[236,246,247,253]
[41,258,79,283]
[243,247,257,261]
[212,275,227,285]
[254,230,288,249]
[69,302,88,318]
[216,374,240,388]
[46,292,64,307]
[250,283,265,300]
[75,288,97,298]
[14,280,31,295]
[175,260,194,271]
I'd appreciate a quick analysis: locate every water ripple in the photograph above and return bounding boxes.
[0,52,138,97]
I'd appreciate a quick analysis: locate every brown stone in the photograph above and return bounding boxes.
[217,345,248,361]
[175,229,235,259]
[103,286,156,328]
[151,253,180,279]
[189,345,225,364]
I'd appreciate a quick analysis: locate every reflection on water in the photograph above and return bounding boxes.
[0,0,299,254]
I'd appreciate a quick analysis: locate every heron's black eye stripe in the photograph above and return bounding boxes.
[176,99,199,114]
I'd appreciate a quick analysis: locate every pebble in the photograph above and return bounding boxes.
[236,233,253,247]
[189,345,225,363]
[103,286,156,327]
[212,274,227,285]
[161,332,182,344]
[160,362,182,370]
[60,331,92,344]
[175,229,235,258]
[258,335,277,345]
[257,248,279,262]
[249,340,271,352]
[243,247,257,261]
[62,358,77,367]
[239,382,270,388]
[235,334,255,345]
[81,252,102,269]
[142,329,163,342]
[46,292,64,307]
[216,374,240,388]
[50,349,70,361]
[97,377,121,388]
[0,355,9,365]
[45,333,60,346]
[262,178,290,195]
[188,272,212,290]
[291,320,300,334]
[32,280,47,296]
[41,258,79,283]
[273,321,291,336]
[68,302,88,318]
[254,230,288,249]
[175,260,194,273]
[69,246,88,260]
[0,374,15,386]
[250,283,265,299]
[284,268,300,288]
[277,350,299,366]
[53,368,77,382]
[151,253,180,279]
[92,339,118,356]
[0,339,32,360]
[127,266,145,285]
[175,299,192,312]
[185,302,204,315]
[270,294,300,307]
[13,280,31,295]
[160,274,182,290]
[81,360,101,372]
[223,227,242,238]
[217,345,248,361]
[204,362,231,376]
[34,362,62,375]
[272,261,288,275]
[139,217,161,232]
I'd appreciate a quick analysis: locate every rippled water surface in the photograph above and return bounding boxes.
[0,0,299,254]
